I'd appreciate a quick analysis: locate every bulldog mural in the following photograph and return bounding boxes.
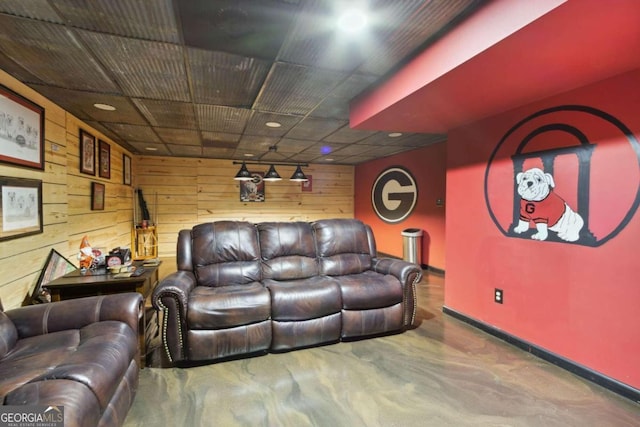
[513,168,584,242]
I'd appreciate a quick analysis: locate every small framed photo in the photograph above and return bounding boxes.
[0,177,43,241]
[98,140,110,179]
[301,175,313,192]
[80,129,96,175]
[0,84,45,170]
[123,153,132,185]
[91,182,105,210]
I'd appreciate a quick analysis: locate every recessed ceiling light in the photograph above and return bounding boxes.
[244,153,254,157]
[265,121,282,128]
[337,8,368,33]
[324,158,335,162]
[93,103,116,111]
[388,132,403,138]
[145,147,158,151]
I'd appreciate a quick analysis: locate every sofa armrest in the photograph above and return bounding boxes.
[151,270,196,363]
[6,293,143,339]
[372,257,423,327]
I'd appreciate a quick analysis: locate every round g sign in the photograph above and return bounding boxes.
[371,166,418,223]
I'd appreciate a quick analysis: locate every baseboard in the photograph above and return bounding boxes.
[377,252,445,276]
[442,306,640,403]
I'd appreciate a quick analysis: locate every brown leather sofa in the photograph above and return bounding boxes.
[0,293,143,427]
[153,218,422,365]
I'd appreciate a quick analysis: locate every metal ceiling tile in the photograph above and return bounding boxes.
[79,31,189,101]
[274,138,316,154]
[358,0,480,76]
[254,63,346,115]
[28,84,148,124]
[322,124,376,144]
[308,96,349,120]
[189,48,270,106]
[127,141,171,155]
[244,111,302,137]
[103,123,162,143]
[131,99,197,129]
[202,146,236,159]
[83,120,127,145]
[277,0,375,73]
[176,0,298,60]
[196,105,251,133]
[155,128,201,146]
[235,135,279,155]
[168,144,203,157]
[201,131,241,145]
[0,0,63,23]
[284,117,347,141]
[0,16,119,92]
[0,51,44,84]
[52,0,179,42]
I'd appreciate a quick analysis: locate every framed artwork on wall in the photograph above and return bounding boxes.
[123,154,132,185]
[240,172,265,202]
[91,182,105,210]
[98,140,110,179]
[29,249,77,304]
[0,84,45,170]
[0,176,43,241]
[79,129,96,175]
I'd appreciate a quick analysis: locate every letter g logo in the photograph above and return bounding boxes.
[371,167,418,223]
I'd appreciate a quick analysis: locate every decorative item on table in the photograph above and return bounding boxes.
[91,247,106,268]
[77,235,94,271]
[106,247,131,269]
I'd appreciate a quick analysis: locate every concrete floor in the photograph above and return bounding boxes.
[124,273,640,426]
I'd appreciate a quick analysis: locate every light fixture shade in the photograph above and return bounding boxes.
[290,165,308,182]
[263,164,282,181]
[234,162,253,181]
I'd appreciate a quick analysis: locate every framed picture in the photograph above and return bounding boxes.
[0,84,45,170]
[123,154,132,185]
[0,177,43,241]
[80,129,96,175]
[301,175,313,192]
[29,249,77,304]
[98,140,110,179]
[240,172,265,202]
[91,182,105,210]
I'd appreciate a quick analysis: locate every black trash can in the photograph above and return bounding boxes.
[401,228,423,264]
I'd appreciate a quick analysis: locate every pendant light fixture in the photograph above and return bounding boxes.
[233,162,253,181]
[289,165,309,182]
[263,164,282,181]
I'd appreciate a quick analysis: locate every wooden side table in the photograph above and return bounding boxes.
[45,262,161,368]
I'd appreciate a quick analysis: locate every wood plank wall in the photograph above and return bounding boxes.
[135,156,354,258]
[0,70,133,309]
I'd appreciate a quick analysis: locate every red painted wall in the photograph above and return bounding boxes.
[445,70,640,390]
[354,142,447,270]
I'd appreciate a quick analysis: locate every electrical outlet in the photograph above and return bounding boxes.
[494,288,504,304]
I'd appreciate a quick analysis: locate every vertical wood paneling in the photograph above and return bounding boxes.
[135,157,354,257]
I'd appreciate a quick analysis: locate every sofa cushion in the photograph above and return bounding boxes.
[313,219,373,276]
[264,276,341,321]
[188,283,271,329]
[0,310,17,359]
[191,221,262,287]
[338,271,403,310]
[0,320,137,411]
[258,222,318,280]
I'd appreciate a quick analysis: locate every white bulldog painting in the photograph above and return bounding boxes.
[513,167,584,242]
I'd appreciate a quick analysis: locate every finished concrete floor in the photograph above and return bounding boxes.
[124,273,640,426]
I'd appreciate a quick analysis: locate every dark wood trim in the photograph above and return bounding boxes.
[442,306,640,403]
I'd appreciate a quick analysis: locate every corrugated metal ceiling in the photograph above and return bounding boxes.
[0,0,482,164]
